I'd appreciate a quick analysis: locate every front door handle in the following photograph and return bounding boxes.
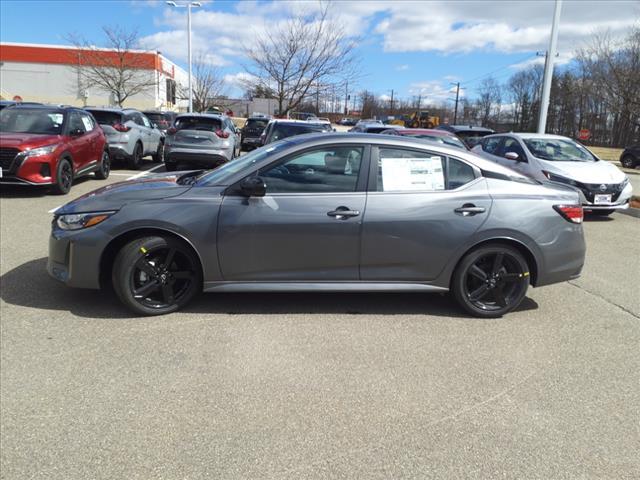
[327,206,360,219]
[454,204,486,216]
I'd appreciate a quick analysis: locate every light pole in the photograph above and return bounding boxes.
[538,0,562,133]
[166,1,201,113]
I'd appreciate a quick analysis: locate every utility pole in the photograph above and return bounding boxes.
[166,1,201,113]
[538,0,562,133]
[451,82,460,124]
[316,82,320,115]
[344,81,348,115]
[390,89,394,115]
[417,94,421,111]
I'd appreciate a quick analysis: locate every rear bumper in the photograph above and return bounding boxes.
[165,147,231,167]
[535,225,586,287]
[108,144,134,160]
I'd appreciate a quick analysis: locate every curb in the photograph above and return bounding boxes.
[618,208,640,219]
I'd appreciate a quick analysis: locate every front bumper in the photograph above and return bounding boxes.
[47,226,108,289]
[575,182,633,210]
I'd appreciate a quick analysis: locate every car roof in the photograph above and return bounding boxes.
[175,113,225,120]
[142,110,174,115]
[440,125,495,133]
[84,107,138,113]
[3,103,72,112]
[397,128,454,136]
[499,132,573,141]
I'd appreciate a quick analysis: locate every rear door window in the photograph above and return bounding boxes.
[482,137,503,155]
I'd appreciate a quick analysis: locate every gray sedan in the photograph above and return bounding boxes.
[47,133,586,318]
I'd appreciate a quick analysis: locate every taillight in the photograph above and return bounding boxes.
[113,123,131,132]
[167,127,177,135]
[553,204,583,224]
[215,129,229,139]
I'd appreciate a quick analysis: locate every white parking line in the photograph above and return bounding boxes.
[126,164,164,181]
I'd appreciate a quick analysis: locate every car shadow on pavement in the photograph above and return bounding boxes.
[0,176,95,198]
[0,258,538,319]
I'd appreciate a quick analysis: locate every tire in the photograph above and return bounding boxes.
[94,150,111,180]
[112,236,202,316]
[51,158,73,195]
[128,142,143,170]
[151,141,164,163]
[451,244,530,318]
[620,155,637,169]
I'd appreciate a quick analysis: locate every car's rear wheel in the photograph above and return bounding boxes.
[452,244,529,318]
[151,141,164,163]
[112,236,201,316]
[620,155,637,169]
[51,158,73,195]
[128,142,143,169]
[94,150,111,180]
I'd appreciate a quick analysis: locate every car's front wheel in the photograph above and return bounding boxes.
[151,141,164,163]
[51,158,73,195]
[620,155,637,169]
[451,244,530,318]
[112,236,202,316]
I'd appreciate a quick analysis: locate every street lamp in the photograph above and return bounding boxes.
[166,1,201,113]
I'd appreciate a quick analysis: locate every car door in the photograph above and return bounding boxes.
[66,111,91,172]
[217,144,369,281]
[79,112,102,164]
[360,146,492,281]
[136,113,152,153]
[500,136,531,176]
[141,113,161,153]
[477,136,506,166]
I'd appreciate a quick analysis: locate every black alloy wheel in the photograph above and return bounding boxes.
[620,155,637,169]
[52,158,73,195]
[95,150,111,180]
[129,142,143,169]
[113,236,201,315]
[452,245,529,318]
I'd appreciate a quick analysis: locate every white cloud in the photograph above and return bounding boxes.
[509,51,574,70]
[223,72,258,90]
[408,80,464,104]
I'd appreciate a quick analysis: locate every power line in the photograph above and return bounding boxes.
[460,53,539,87]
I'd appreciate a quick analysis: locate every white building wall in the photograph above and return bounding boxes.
[0,56,189,111]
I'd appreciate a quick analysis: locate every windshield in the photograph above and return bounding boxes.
[523,138,597,162]
[86,110,122,126]
[197,141,291,186]
[0,108,65,134]
[175,117,222,132]
[406,134,467,150]
[270,124,325,141]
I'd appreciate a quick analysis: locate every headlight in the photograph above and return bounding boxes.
[55,211,115,230]
[542,171,578,186]
[22,144,60,158]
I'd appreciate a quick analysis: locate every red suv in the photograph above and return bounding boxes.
[0,105,110,194]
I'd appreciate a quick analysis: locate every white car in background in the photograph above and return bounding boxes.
[473,133,632,215]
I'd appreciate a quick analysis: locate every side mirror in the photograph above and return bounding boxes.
[505,151,520,161]
[240,176,266,197]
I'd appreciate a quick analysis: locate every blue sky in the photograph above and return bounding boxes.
[1,0,638,103]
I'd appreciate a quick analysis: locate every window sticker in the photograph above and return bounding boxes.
[81,116,93,131]
[381,156,444,191]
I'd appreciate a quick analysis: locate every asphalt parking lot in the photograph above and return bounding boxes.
[1,159,639,479]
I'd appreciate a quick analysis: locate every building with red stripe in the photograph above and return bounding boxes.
[0,42,188,110]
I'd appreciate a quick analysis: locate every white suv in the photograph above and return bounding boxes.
[85,108,164,169]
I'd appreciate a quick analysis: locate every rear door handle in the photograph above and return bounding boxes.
[454,204,486,216]
[327,206,360,219]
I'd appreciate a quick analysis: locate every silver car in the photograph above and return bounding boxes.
[163,113,240,171]
[84,108,164,169]
[472,133,632,215]
[48,133,586,318]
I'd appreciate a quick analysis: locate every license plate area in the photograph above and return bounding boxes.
[594,194,612,204]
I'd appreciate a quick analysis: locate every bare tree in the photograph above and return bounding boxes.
[242,4,359,116]
[177,55,226,112]
[476,77,502,125]
[67,27,157,106]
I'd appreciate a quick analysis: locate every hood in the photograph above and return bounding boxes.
[56,172,192,214]
[542,160,626,184]
[0,133,62,150]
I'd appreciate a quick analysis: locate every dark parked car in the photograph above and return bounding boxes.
[436,125,495,148]
[349,122,401,134]
[381,128,468,150]
[620,145,639,169]
[142,110,177,133]
[0,104,109,194]
[240,116,270,150]
[260,120,330,145]
[48,133,585,318]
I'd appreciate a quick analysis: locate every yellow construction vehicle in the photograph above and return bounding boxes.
[405,111,440,129]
